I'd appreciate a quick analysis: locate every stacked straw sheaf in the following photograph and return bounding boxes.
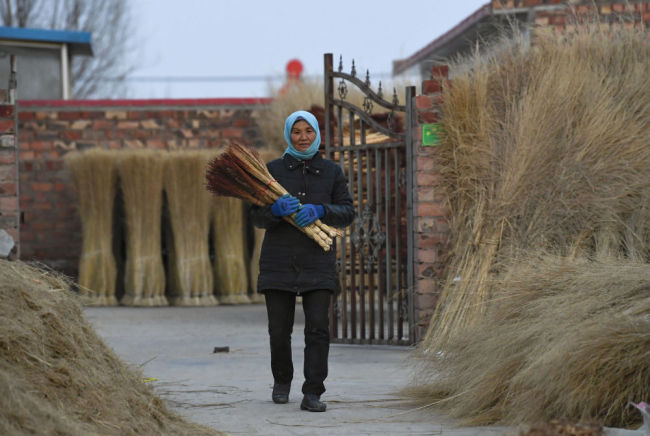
[164,151,217,306]
[205,140,341,251]
[65,149,118,306]
[0,260,220,435]
[117,150,167,306]
[410,24,650,428]
[211,197,250,304]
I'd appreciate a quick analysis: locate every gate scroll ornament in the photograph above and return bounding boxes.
[323,53,416,345]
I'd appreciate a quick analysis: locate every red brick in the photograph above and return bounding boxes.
[54,182,67,191]
[417,217,436,233]
[117,121,139,129]
[56,111,81,120]
[127,111,142,120]
[0,196,18,212]
[430,65,449,78]
[414,290,438,310]
[0,152,14,164]
[0,181,16,195]
[0,165,15,180]
[416,263,436,278]
[93,120,113,129]
[18,111,35,121]
[146,139,166,149]
[417,248,436,263]
[644,12,650,22]
[417,186,435,202]
[422,79,442,94]
[0,105,14,118]
[30,141,52,151]
[222,128,243,138]
[415,95,433,110]
[416,156,435,171]
[0,119,14,133]
[417,171,443,187]
[418,111,438,123]
[61,130,81,140]
[418,233,449,249]
[417,202,449,217]
[19,150,35,160]
[32,182,54,192]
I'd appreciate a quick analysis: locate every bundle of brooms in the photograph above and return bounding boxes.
[407,22,650,429]
[205,140,341,251]
[164,151,216,306]
[64,149,118,306]
[211,196,250,304]
[117,150,167,306]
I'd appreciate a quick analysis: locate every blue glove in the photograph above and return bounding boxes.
[271,194,300,217]
[294,204,325,227]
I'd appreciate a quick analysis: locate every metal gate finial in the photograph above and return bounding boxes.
[338,55,343,73]
[377,81,383,99]
[351,60,356,77]
[365,70,370,87]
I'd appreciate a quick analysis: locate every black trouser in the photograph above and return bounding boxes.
[264,289,330,396]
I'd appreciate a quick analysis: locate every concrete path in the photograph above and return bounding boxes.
[84,304,511,436]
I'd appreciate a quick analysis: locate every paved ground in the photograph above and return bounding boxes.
[84,303,514,436]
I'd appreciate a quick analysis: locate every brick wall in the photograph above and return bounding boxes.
[492,0,650,30]
[17,98,270,275]
[412,66,452,340]
[0,101,18,258]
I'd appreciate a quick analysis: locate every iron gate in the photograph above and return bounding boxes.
[323,53,416,345]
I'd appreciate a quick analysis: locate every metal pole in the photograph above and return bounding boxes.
[60,43,70,99]
[405,85,416,344]
[323,54,333,159]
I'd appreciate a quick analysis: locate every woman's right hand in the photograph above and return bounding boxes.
[271,194,300,217]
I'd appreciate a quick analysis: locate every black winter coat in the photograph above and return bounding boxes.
[250,153,355,294]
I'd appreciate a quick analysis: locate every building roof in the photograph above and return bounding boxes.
[393,3,494,76]
[0,26,92,56]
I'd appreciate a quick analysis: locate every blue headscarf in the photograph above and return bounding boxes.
[283,110,321,160]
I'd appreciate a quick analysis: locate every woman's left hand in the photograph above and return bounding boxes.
[294,204,325,227]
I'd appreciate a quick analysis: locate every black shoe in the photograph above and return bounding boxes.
[300,394,326,412]
[272,383,290,404]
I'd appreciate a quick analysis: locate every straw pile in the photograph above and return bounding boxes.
[117,150,167,306]
[65,149,118,306]
[410,254,650,427]
[410,24,650,428]
[211,196,250,304]
[0,259,221,435]
[164,151,216,306]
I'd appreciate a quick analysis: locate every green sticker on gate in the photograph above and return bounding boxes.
[422,123,442,146]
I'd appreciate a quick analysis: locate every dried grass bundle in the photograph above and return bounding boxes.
[65,149,118,306]
[408,254,650,428]
[117,150,167,307]
[205,140,341,251]
[164,151,216,306]
[211,196,250,304]
[0,259,220,435]
[410,23,650,428]
[425,24,650,348]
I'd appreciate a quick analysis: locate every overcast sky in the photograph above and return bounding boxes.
[128,0,488,98]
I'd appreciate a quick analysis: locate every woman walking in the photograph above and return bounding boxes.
[249,110,354,412]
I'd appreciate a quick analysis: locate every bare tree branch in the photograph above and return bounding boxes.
[0,0,135,98]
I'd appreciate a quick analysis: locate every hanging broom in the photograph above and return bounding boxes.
[205,140,341,251]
